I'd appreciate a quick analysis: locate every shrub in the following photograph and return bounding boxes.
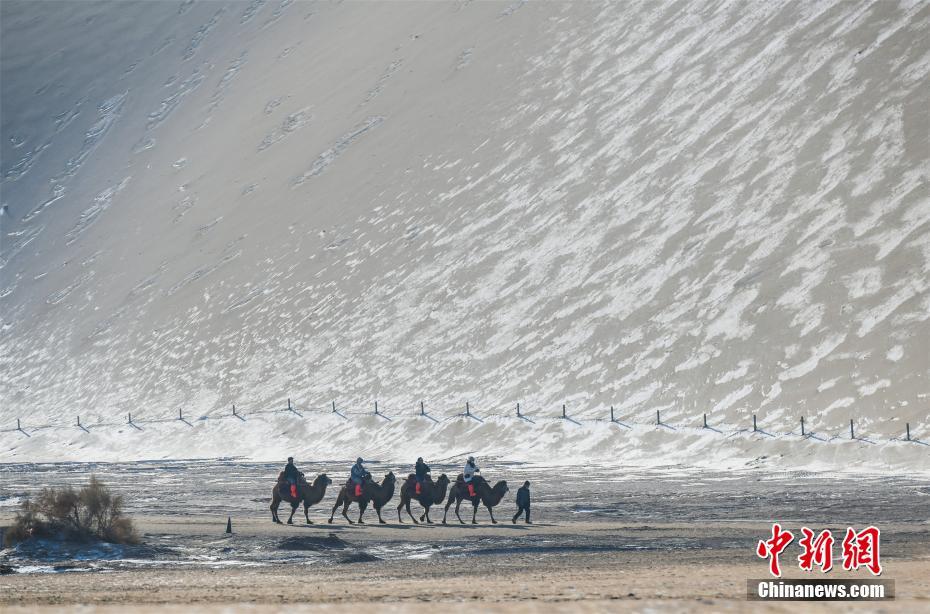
[4,476,138,547]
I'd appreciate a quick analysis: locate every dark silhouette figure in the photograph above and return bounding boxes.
[512,480,531,524]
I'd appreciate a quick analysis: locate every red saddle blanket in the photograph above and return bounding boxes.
[355,483,363,497]
[279,481,299,500]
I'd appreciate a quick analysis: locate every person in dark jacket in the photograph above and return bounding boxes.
[350,457,367,497]
[512,481,531,524]
[414,457,431,494]
[283,457,300,499]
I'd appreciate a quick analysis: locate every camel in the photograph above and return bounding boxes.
[396,473,450,524]
[271,473,333,524]
[328,472,396,524]
[442,474,509,525]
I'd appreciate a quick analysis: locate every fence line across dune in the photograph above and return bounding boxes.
[1,397,926,448]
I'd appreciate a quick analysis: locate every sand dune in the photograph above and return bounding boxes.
[1,1,928,470]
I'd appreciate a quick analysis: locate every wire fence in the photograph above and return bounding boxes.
[0,397,926,446]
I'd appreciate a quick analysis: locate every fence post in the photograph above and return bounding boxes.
[753,414,757,432]
[703,413,708,429]
[375,401,379,415]
[128,412,132,424]
[516,403,521,417]
[179,408,183,421]
[656,409,660,425]
[801,416,805,437]
[850,419,854,440]
[610,406,615,422]
[17,418,21,430]
[420,401,425,416]
[466,401,470,416]
[332,400,336,413]
[232,404,237,417]
[562,404,566,418]
[77,416,81,428]
[287,398,292,413]
[906,423,910,441]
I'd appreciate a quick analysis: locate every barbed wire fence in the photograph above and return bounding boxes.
[0,396,926,447]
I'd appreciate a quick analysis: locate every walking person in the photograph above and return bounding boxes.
[512,481,531,524]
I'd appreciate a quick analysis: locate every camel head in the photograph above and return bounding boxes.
[315,473,333,487]
[493,480,509,495]
[383,471,396,486]
[436,473,450,487]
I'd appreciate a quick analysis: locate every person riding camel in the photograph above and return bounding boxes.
[350,457,367,497]
[414,457,431,495]
[463,456,479,498]
[284,457,300,500]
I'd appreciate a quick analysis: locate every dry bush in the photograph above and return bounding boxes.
[4,476,138,546]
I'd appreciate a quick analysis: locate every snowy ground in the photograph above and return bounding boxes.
[2,462,929,611]
[2,460,929,573]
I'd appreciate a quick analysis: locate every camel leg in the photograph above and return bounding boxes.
[472,503,478,524]
[487,505,498,524]
[424,507,433,524]
[406,499,418,524]
[328,493,343,524]
[442,496,454,525]
[287,503,297,525]
[271,495,281,523]
[455,498,465,525]
[342,501,354,524]
[304,502,313,524]
[376,504,386,524]
[357,500,367,524]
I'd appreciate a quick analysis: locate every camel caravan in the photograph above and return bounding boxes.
[271,456,526,526]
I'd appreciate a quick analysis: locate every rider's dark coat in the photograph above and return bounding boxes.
[284,461,300,482]
[516,485,530,508]
[415,459,430,481]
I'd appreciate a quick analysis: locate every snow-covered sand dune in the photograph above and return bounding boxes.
[1,1,928,470]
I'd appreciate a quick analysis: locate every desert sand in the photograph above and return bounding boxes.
[2,516,929,613]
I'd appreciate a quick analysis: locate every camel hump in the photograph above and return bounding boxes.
[406,473,416,481]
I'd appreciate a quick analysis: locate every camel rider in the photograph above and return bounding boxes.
[350,457,367,497]
[284,457,300,499]
[414,457,430,495]
[463,456,479,497]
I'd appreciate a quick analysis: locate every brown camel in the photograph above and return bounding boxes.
[442,474,509,525]
[396,473,450,524]
[328,471,396,524]
[271,473,333,524]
